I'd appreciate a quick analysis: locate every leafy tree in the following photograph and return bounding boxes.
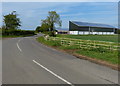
[41,11,62,32]
[35,26,41,33]
[3,11,21,30]
[40,11,61,36]
[46,11,62,31]
[40,19,50,32]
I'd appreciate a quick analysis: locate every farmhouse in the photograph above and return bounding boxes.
[69,21,116,35]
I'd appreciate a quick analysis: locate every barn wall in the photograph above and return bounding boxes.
[90,27,114,32]
[69,21,115,35]
[69,31,78,35]
[69,21,79,31]
[69,31,115,35]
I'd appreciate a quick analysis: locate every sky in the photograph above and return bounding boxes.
[1,2,118,30]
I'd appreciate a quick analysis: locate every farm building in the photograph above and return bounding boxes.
[56,30,69,34]
[56,28,69,34]
[69,21,117,35]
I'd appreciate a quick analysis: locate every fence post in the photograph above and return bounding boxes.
[68,40,71,46]
[110,45,112,51]
[61,39,64,45]
[94,41,95,48]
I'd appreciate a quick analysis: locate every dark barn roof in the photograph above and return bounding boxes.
[71,21,116,29]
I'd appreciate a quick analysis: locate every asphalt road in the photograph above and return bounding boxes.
[2,35,119,85]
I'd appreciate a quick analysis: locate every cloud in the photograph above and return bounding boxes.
[2,2,118,29]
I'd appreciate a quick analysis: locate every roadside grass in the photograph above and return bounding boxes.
[37,36,118,65]
[37,36,61,47]
[57,34,118,43]
[76,50,118,64]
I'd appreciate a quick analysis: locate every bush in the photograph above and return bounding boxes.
[2,29,35,36]
[48,31,56,37]
[89,47,109,53]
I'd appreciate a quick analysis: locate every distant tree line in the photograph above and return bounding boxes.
[2,11,35,36]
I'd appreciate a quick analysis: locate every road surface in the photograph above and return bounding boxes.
[2,35,118,85]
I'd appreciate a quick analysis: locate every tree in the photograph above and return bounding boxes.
[48,11,62,31]
[35,26,41,33]
[3,11,21,30]
[40,19,50,32]
[43,11,62,31]
[40,11,62,36]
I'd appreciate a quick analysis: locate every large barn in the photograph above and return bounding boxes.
[69,21,116,35]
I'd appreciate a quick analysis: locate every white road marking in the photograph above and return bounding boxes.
[33,60,74,86]
[17,43,22,52]
[16,39,23,52]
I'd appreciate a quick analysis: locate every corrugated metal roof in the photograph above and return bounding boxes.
[71,21,116,28]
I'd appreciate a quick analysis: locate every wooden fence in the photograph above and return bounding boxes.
[47,37,120,51]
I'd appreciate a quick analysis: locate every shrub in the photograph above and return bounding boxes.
[89,47,109,53]
[48,31,56,37]
[2,29,35,36]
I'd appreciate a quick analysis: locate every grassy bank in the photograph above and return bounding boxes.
[57,34,118,43]
[37,36,61,46]
[76,50,118,64]
[37,36,118,65]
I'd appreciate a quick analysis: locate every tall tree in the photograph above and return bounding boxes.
[3,11,21,30]
[35,26,41,33]
[40,19,50,32]
[44,11,62,31]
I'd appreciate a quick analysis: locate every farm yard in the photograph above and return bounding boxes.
[37,34,119,66]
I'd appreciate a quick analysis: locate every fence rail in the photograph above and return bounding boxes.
[46,37,119,51]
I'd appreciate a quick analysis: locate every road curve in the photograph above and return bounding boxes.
[2,36,118,84]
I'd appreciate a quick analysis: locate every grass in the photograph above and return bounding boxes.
[57,34,118,43]
[37,36,118,65]
[76,50,118,64]
[37,37,61,46]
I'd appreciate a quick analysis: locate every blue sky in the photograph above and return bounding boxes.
[1,2,118,30]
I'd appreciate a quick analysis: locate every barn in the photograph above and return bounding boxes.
[69,21,116,35]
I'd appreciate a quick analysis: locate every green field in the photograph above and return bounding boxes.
[57,34,118,43]
[76,50,118,64]
[37,36,118,65]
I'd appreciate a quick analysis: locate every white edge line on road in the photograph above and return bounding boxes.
[16,39,23,52]
[17,43,22,52]
[32,60,74,86]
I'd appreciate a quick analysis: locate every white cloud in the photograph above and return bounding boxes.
[1,2,118,29]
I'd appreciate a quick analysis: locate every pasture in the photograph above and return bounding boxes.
[37,36,119,65]
[57,34,118,43]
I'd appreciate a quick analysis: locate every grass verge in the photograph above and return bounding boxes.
[76,50,118,64]
[37,36,118,69]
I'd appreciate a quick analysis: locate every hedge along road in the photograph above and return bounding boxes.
[2,34,119,85]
